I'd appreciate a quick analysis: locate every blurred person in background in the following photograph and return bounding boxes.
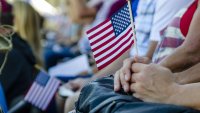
[54,0,131,113]
[43,0,97,70]
[0,0,13,26]
[13,1,43,65]
[0,1,43,112]
[74,0,200,112]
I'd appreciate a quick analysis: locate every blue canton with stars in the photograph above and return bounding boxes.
[111,4,131,37]
[36,71,50,86]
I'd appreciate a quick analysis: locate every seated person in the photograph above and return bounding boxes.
[75,63,200,113]
[75,0,200,112]
[0,1,42,109]
[114,0,200,93]
[57,0,193,112]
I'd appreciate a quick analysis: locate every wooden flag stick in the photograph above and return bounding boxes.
[127,0,139,56]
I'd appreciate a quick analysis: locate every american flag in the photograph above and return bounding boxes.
[24,71,61,110]
[87,3,134,70]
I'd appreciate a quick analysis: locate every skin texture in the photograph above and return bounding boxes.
[114,1,200,93]
[131,63,200,110]
[159,1,200,72]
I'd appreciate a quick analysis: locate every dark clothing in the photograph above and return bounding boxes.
[76,76,200,113]
[0,33,36,107]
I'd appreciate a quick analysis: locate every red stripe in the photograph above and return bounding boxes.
[95,34,133,64]
[90,29,114,46]
[94,28,132,58]
[97,40,134,70]
[92,36,115,51]
[88,24,113,40]
[87,19,110,34]
[92,28,132,51]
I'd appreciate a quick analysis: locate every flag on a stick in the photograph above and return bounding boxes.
[87,3,135,70]
[24,71,61,110]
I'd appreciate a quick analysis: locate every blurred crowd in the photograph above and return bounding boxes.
[0,0,200,113]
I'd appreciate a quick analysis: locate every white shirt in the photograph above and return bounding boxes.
[149,0,194,41]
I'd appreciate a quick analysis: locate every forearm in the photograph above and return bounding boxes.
[159,46,198,72]
[175,63,200,84]
[145,41,158,60]
[159,6,200,72]
[92,49,131,80]
[168,83,200,110]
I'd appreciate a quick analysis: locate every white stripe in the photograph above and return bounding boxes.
[35,84,47,109]
[25,83,36,101]
[32,85,42,106]
[91,33,115,49]
[32,84,42,106]
[87,21,112,37]
[25,83,38,102]
[43,81,60,110]
[38,78,53,109]
[91,25,132,49]
[38,78,54,109]
[94,31,132,56]
[97,38,133,67]
[39,78,55,109]
[93,26,132,56]
[42,80,59,110]
[95,32,132,60]
[89,26,113,43]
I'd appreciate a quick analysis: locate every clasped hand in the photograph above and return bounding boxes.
[114,57,179,103]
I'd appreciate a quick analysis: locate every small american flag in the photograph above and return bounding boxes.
[24,71,61,110]
[87,3,134,70]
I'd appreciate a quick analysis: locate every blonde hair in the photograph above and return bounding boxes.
[13,1,43,65]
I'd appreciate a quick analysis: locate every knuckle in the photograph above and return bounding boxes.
[123,58,132,64]
[114,71,120,77]
[134,83,144,92]
[144,64,155,71]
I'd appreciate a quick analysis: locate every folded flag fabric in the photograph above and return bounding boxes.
[87,3,135,70]
[24,71,61,110]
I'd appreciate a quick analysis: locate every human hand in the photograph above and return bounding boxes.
[114,56,151,92]
[130,63,180,103]
[63,78,91,92]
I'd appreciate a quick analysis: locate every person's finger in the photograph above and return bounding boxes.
[132,93,143,100]
[120,70,130,92]
[134,56,151,64]
[114,71,121,91]
[131,73,140,83]
[131,63,148,73]
[130,83,146,94]
[124,67,131,82]
[123,58,133,81]
[134,56,142,63]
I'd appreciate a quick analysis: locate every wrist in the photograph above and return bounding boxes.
[166,84,184,105]
[173,73,188,84]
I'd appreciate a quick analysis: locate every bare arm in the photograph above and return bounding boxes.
[145,41,158,60]
[159,4,200,72]
[175,63,200,84]
[168,83,200,110]
[93,49,131,80]
[130,63,200,110]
